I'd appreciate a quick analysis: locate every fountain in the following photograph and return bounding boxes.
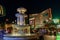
[3,7,37,40]
[12,7,30,34]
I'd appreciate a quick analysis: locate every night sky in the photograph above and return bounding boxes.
[0,0,60,22]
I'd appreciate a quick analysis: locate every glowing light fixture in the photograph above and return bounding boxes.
[53,19,59,24]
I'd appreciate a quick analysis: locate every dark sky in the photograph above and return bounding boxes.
[0,0,60,20]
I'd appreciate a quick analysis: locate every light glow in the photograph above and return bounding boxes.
[53,19,59,24]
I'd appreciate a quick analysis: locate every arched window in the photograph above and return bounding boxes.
[0,5,6,17]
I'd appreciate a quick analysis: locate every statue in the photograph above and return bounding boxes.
[15,7,27,26]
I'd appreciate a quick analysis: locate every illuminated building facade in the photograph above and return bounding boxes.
[39,8,52,27]
[29,8,52,28]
